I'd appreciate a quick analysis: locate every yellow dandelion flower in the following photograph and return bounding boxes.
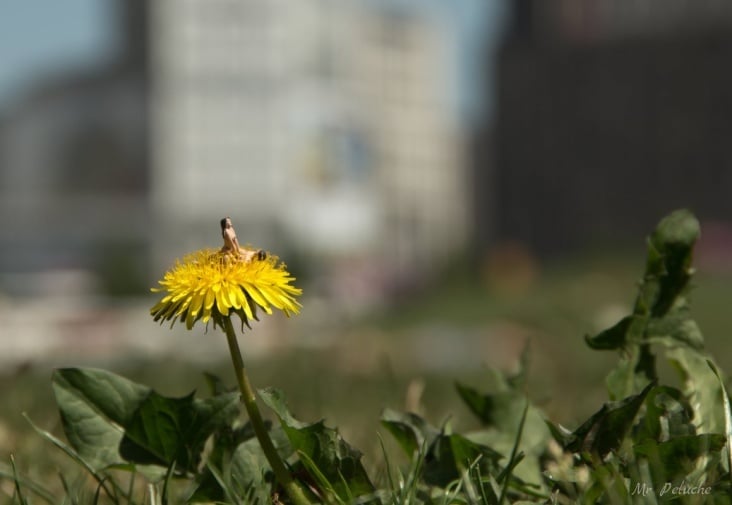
[150,248,302,331]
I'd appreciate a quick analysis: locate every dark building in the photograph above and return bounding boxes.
[482,0,732,257]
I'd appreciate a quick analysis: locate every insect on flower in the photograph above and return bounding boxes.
[220,216,267,263]
[150,217,302,331]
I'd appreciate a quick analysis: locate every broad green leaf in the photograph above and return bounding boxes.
[228,438,271,503]
[53,368,151,426]
[52,368,151,470]
[53,367,239,474]
[119,392,197,467]
[259,387,375,500]
[119,390,239,472]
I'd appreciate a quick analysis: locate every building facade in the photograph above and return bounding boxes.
[150,0,470,292]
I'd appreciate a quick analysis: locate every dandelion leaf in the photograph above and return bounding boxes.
[52,367,239,475]
[259,387,375,500]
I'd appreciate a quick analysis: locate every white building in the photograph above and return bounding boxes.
[150,0,470,293]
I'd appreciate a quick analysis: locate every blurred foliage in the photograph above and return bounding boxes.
[93,240,149,297]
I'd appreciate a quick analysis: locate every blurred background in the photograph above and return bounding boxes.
[3,0,732,474]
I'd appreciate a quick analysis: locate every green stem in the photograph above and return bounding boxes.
[222,317,311,505]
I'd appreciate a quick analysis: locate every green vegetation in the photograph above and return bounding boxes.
[2,209,732,503]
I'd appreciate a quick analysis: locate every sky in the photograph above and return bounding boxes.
[0,0,118,110]
[448,0,509,123]
[0,0,508,123]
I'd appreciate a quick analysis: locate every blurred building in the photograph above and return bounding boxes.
[0,1,149,295]
[483,0,732,257]
[0,0,472,304]
[150,0,469,294]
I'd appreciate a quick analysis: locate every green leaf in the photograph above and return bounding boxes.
[588,210,705,400]
[708,360,732,482]
[52,368,151,470]
[422,433,503,488]
[632,209,699,322]
[189,434,272,504]
[645,309,704,349]
[455,383,546,444]
[119,390,239,472]
[564,381,655,458]
[456,382,500,427]
[456,380,550,489]
[380,408,507,491]
[595,210,697,325]
[605,355,648,401]
[203,371,232,397]
[259,387,375,500]
[585,316,633,350]
[52,367,239,473]
[507,344,531,390]
[544,420,574,449]
[380,408,441,457]
[668,347,727,434]
[119,392,197,467]
[634,434,727,482]
[637,385,695,442]
[646,209,699,317]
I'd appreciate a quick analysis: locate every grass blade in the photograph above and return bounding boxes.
[376,433,398,505]
[147,483,158,505]
[23,413,117,500]
[204,461,241,505]
[161,459,177,505]
[10,455,30,505]
[127,467,138,504]
[498,398,529,505]
[297,450,343,504]
[0,464,56,504]
[92,476,109,505]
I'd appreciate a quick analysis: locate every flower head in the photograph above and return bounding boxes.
[151,248,302,331]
